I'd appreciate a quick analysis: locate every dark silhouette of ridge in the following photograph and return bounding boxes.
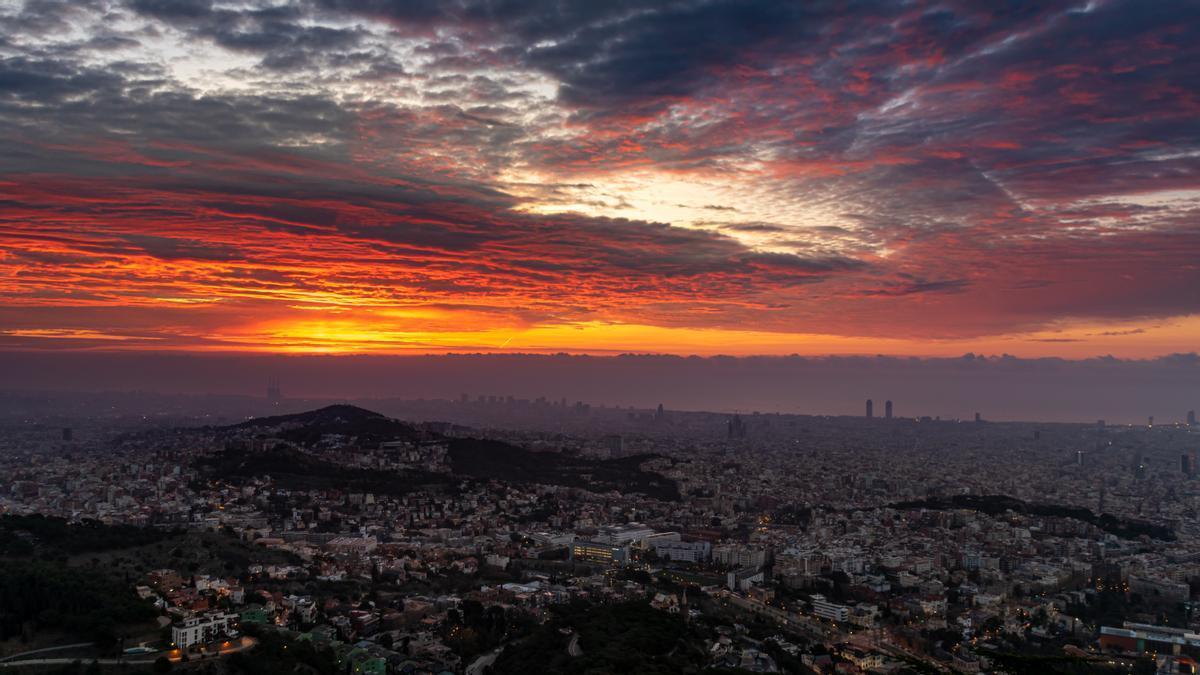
[231,404,421,445]
[209,405,680,500]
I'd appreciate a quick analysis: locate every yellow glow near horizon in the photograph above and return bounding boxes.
[180,314,1200,358]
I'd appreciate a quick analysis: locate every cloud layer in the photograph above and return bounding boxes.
[1,0,1197,354]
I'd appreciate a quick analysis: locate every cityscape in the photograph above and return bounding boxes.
[2,389,1199,674]
[2,0,1199,674]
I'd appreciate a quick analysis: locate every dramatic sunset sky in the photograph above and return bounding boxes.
[1,0,1197,357]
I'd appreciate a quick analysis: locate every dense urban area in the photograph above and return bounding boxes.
[2,390,1199,675]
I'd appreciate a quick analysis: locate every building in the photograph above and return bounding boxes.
[866,399,873,418]
[727,415,746,439]
[1129,575,1190,603]
[602,434,624,456]
[1100,623,1200,655]
[885,400,893,419]
[239,607,270,625]
[595,523,656,546]
[529,531,576,547]
[266,378,282,405]
[653,540,711,563]
[172,612,236,649]
[1159,656,1198,674]
[810,594,850,623]
[570,540,629,565]
[1189,410,1197,426]
[713,544,768,569]
[727,566,764,592]
[844,648,884,672]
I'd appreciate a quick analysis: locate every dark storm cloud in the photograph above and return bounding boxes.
[118,234,245,262]
[0,57,126,101]
[129,0,365,71]
[860,279,971,297]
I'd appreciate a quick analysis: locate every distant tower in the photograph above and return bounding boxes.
[61,427,73,442]
[1189,410,1196,426]
[974,412,981,423]
[656,403,665,421]
[1182,453,1192,477]
[1148,415,1154,427]
[266,378,282,405]
[866,399,874,419]
[885,400,893,419]
[727,415,746,440]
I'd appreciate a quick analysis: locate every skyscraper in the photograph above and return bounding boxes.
[1189,410,1196,426]
[865,399,873,418]
[885,400,893,419]
[266,378,282,405]
[727,415,746,439]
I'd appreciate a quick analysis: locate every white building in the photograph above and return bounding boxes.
[596,524,656,546]
[653,540,711,563]
[727,566,764,592]
[172,612,236,649]
[810,594,849,623]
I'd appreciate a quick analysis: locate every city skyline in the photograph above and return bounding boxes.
[2,0,1198,357]
[1,350,1196,424]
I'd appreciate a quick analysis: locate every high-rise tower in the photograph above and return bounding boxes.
[267,378,282,405]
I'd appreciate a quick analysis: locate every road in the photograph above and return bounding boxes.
[466,646,504,675]
[0,644,93,663]
[0,637,257,668]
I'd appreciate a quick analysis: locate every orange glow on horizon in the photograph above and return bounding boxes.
[4,314,1196,359]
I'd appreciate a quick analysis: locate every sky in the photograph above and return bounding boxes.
[1,0,1198,357]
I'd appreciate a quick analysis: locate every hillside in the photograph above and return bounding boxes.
[210,405,679,500]
[891,494,1174,541]
[198,445,454,496]
[448,438,680,501]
